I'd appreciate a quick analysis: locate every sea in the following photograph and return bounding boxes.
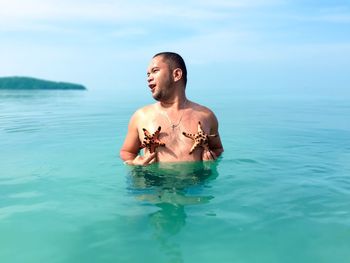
[0,88,350,263]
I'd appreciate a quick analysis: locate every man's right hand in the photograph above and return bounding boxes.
[124,152,157,166]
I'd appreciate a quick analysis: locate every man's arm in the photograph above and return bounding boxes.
[205,111,224,160]
[120,111,157,165]
[120,112,140,161]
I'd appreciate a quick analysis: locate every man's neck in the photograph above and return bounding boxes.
[160,96,188,110]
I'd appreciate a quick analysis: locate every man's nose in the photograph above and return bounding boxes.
[147,75,153,82]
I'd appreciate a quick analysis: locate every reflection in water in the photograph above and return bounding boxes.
[127,161,219,263]
[0,89,86,99]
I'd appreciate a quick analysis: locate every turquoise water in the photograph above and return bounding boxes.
[1,89,350,263]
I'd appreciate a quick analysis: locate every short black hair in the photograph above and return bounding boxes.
[153,52,187,86]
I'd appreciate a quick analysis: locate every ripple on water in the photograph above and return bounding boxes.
[8,191,43,199]
[0,202,56,220]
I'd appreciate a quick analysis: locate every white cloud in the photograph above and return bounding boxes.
[316,14,350,23]
[140,25,350,66]
[289,13,350,23]
[1,0,349,86]
[198,0,285,8]
[0,0,284,32]
[284,4,350,23]
[0,1,202,22]
[109,27,147,38]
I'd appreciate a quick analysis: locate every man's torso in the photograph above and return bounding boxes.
[136,103,212,162]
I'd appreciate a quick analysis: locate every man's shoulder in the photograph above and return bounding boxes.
[131,103,157,119]
[189,101,218,126]
[191,101,215,116]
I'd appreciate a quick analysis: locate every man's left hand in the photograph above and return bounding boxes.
[202,149,217,161]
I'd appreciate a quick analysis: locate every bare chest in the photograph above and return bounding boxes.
[138,113,207,162]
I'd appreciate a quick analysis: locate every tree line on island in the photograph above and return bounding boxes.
[0,76,86,90]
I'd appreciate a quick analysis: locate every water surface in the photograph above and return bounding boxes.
[1,89,350,262]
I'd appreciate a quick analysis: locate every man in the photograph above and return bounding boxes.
[120,52,223,165]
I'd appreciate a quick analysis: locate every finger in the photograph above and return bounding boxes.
[202,150,211,161]
[207,151,214,160]
[210,151,217,160]
[124,153,157,166]
[149,155,157,164]
[124,155,141,165]
[142,152,157,165]
[203,150,216,161]
[124,160,133,165]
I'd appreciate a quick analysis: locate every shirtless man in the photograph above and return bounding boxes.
[120,52,224,165]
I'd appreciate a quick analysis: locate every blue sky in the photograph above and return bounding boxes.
[0,0,349,95]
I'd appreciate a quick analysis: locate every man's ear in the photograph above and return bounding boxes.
[173,68,183,82]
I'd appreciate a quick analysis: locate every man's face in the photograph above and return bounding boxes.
[147,56,173,101]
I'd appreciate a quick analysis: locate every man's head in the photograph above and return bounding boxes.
[147,52,187,101]
[153,52,187,86]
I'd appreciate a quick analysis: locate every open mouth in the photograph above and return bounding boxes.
[149,84,156,92]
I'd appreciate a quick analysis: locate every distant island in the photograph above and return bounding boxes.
[0,76,86,90]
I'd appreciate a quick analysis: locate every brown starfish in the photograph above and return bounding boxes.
[140,126,165,153]
[182,121,217,154]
